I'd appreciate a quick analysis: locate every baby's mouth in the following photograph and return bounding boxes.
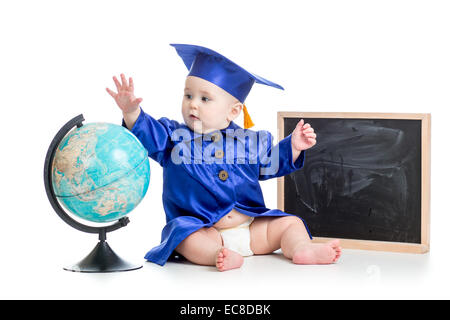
[190,115,200,121]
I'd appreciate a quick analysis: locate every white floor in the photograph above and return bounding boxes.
[1,244,445,300]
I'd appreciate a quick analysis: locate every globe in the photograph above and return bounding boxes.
[51,122,150,223]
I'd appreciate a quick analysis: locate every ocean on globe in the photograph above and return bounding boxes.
[51,122,150,223]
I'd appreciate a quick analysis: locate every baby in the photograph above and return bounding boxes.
[106,44,341,271]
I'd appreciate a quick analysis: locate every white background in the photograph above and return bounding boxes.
[0,0,449,299]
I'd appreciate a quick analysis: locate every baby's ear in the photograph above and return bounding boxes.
[227,102,243,122]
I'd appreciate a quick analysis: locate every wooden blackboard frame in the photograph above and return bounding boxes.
[277,112,431,253]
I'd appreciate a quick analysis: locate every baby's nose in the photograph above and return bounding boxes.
[189,101,199,109]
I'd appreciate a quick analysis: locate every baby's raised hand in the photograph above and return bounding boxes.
[291,119,317,152]
[106,74,143,114]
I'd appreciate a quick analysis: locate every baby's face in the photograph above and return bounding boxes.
[182,76,240,134]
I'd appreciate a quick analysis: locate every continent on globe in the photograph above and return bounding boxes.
[52,123,150,223]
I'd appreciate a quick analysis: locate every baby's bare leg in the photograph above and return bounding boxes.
[175,227,223,266]
[250,216,341,264]
[250,216,308,255]
[175,227,244,270]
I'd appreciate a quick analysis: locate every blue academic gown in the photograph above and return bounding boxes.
[123,107,312,266]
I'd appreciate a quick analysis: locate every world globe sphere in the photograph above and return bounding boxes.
[51,122,150,223]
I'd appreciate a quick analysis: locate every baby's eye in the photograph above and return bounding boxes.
[185,94,192,99]
[202,96,210,102]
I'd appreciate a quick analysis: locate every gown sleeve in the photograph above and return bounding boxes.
[258,131,305,180]
[122,107,180,167]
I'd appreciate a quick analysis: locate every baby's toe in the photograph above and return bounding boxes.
[329,239,341,248]
[221,248,229,257]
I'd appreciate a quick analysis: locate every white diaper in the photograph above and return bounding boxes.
[218,217,254,257]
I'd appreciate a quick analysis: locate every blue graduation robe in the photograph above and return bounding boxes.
[123,107,312,265]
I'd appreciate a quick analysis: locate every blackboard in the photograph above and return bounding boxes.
[277,112,430,253]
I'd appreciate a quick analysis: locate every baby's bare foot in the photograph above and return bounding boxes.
[292,239,342,265]
[216,247,244,272]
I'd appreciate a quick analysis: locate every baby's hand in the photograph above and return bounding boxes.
[106,74,143,114]
[291,119,317,152]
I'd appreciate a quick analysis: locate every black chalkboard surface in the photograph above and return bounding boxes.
[277,112,430,253]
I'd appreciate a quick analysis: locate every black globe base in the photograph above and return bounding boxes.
[63,240,142,273]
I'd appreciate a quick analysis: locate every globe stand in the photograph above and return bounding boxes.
[44,114,143,273]
[63,229,142,273]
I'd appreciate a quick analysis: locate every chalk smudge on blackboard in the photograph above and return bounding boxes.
[295,121,413,213]
[283,118,421,243]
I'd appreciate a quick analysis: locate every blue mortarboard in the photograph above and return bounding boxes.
[170,43,284,128]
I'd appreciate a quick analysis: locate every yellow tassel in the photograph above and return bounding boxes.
[243,104,254,129]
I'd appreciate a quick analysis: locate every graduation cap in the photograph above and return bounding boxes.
[170,43,284,129]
